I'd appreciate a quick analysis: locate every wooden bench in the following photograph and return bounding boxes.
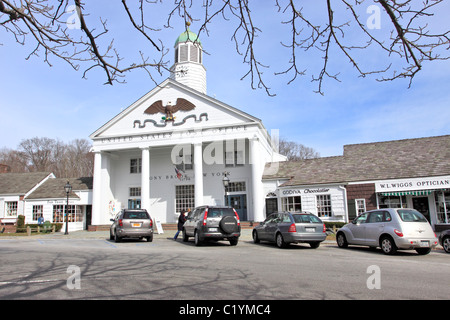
[19,225,56,236]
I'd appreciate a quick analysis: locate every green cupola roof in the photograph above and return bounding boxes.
[175,26,201,46]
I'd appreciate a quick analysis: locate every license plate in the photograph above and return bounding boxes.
[209,228,218,232]
[132,223,142,228]
[305,227,315,233]
[420,241,429,247]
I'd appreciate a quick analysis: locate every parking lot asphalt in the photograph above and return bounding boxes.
[1,229,446,252]
[1,228,301,242]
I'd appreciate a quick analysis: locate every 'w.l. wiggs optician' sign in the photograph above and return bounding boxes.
[375,176,450,192]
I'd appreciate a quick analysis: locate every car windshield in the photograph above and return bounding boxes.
[292,214,322,224]
[123,211,149,219]
[207,208,235,218]
[397,209,428,222]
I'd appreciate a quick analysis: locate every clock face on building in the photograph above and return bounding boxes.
[176,66,189,77]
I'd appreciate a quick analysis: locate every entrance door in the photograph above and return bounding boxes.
[226,194,247,221]
[265,198,278,217]
[413,197,430,223]
[85,205,92,230]
[128,199,141,209]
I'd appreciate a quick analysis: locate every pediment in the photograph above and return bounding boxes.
[90,79,260,141]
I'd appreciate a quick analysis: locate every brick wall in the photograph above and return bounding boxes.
[345,183,377,220]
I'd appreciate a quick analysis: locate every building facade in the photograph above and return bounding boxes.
[89,28,285,227]
[263,135,450,231]
[0,173,92,232]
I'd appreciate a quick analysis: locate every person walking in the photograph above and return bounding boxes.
[173,209,187,240]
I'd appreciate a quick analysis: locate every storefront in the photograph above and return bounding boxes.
[264,135,450,231]
[270,185,347,223]
[374,176,450,231]
[23,177,93,232]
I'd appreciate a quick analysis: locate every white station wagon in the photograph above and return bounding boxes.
[337,208,438,255]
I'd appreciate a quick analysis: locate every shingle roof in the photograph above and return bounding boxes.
[264,135,450,187]
[0,172,53,195]
[25,177,93,200]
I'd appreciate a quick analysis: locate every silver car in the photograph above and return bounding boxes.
[110,209,153,243]
[336,208,438,255]
[252,212,327,248]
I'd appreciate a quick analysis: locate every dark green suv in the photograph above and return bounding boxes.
[182,206,241,246]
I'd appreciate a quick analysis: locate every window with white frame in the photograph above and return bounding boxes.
[226,181,246,192]
[129,187,141,197]
[130,158,142,174]
[355,199,366,215]
[176,185,195,213]
[281,196,302,212]
[225,140,245,167]
[32,205,43,221]
[317,194,332,217]
[5,201,18,217]
[52,205,83,223]
[175,149,193,171]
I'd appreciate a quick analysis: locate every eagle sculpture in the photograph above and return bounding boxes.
[144,98,196,122]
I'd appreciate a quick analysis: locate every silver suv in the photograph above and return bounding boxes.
[110,209,153,243]
[182,206,241,246]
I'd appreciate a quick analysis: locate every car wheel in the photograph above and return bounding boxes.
[229,238,238,246]
[182,229,189,242]
[415,248,431,255]
[252,230,260,244]
[337,232,348,248]
[109,230,114,241]
[194,231,202,246]
[380,235,397,255]
[146,235,153,242]
[309,241,320,249]
[276,233,287,248]
[442,236,450,253]
[114,230,121,243]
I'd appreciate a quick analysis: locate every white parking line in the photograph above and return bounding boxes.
[0,278,62,285]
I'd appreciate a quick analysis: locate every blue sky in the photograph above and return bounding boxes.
[0,1,449,157]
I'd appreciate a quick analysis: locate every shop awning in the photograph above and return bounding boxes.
[380,190,435,196]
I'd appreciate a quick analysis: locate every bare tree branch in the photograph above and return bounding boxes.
[1,0,449,94]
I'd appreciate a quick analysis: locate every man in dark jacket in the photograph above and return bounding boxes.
[173,209,187,240]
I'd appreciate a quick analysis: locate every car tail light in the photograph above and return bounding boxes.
[118,219,123,227]
[203,208,209,226]
[288,223,297,233]
[394,229,403,237]
[233,209,240,226]
[323,224,327,233]
[149,219,153,227]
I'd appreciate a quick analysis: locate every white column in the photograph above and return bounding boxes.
[250,137,264,222]
[91,151,102,226]
[141,147,150,212]
[194,142,204,207]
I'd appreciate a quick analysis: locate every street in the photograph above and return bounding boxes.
[0,230,449,301]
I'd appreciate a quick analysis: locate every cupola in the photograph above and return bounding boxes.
[170,23,207,94]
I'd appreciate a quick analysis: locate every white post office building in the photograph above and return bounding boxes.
[89,28,285,226]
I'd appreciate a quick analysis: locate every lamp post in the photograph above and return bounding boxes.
[64,180,72,235]
[222,171,230,206]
